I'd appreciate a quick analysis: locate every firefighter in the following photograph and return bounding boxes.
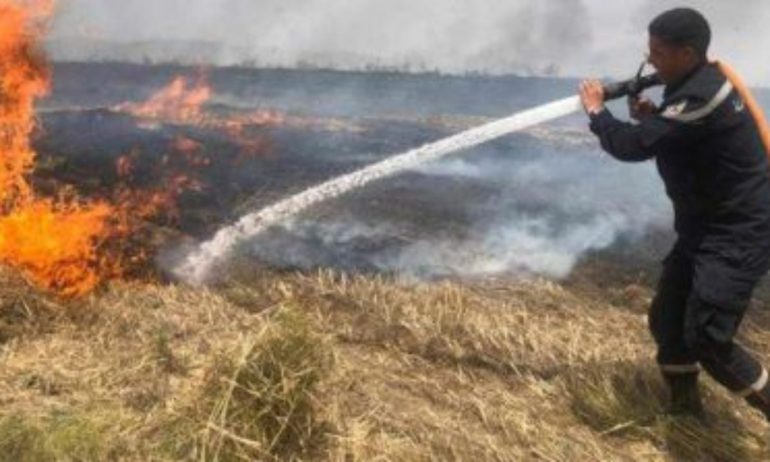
[579,7,770,419]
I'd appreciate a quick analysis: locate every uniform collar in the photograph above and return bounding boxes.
[664,61,707,99]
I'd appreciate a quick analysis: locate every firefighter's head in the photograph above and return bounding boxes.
[647,8,711,85]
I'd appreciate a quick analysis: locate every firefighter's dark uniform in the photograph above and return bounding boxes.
[588,62,770,414]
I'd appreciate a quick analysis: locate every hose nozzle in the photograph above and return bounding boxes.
[602,61,663,101]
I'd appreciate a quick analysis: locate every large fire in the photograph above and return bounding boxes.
[0,0,124,296]
[0,0,363,297]
[0,0,184,297]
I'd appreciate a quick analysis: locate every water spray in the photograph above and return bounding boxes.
[172,68,662,284]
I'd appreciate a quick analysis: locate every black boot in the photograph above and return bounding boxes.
[743,371,770,421]
[663,372,705,418]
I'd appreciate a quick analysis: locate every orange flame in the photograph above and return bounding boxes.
[0,1,284,297]
[114,73,364,174]
[0,0,129,296]
[117,77,359,133]
[171,135,210,166]
[0,198,116,296]
[115,76,279,163]
[115,75,211,122]
[0,0,49,208]
[114,137,208,228]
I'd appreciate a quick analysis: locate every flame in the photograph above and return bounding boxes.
[0,0,177,297]
[116,75,211,122]
[117,77,360,133]
[0,0,49,208]
[0,198,116,296]
[171,135,210,166]
[114,75,368,174]
[117,173,202,224]
[0,1,294,296]
[0,0,120,296]
[0,0,366,297]
[116,74,274,129]
[114,137,208,227]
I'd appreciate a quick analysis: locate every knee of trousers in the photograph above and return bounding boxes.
[683,295,743,352]
[693,337,732,363]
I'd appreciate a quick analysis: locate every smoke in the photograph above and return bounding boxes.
[253,207,640,281]
[235,127,670,281]
[45,0,768,282]
[171,95,592,283]
[49,0,770,85]
[48,0,592,75]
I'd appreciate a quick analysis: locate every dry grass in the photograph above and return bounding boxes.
[567,361,767,461]
[195,307,333,460]
[0,265,769,460]
[0,409,117,461]
[0,270,64,344]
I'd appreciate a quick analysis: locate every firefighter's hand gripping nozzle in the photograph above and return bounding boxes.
[602,61,663,102]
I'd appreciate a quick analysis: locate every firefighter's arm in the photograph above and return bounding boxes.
[587,109,678,162]
[580,78,703,162]
[580,78,663,162]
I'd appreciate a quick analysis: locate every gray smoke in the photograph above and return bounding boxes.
[240,128,671,280]
[45,0,769,282]
[48,0,770,85]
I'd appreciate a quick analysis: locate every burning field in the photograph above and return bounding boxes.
[35,59,675,292]
[3,1,770,460]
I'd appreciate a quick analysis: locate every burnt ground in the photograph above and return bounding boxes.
[31,62,770,304]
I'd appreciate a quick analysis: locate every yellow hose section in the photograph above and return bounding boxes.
[716,60,770,158]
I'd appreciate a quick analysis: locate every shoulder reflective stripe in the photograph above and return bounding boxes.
[661,80,734,123]
[736,367,769,397]
[718,60,770,157]
[660,363,700,374]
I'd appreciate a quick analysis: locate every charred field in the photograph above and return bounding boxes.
[36,62,675,284]
[3,61,770,461]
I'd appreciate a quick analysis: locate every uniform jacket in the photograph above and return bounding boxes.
[589,63,770,254]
